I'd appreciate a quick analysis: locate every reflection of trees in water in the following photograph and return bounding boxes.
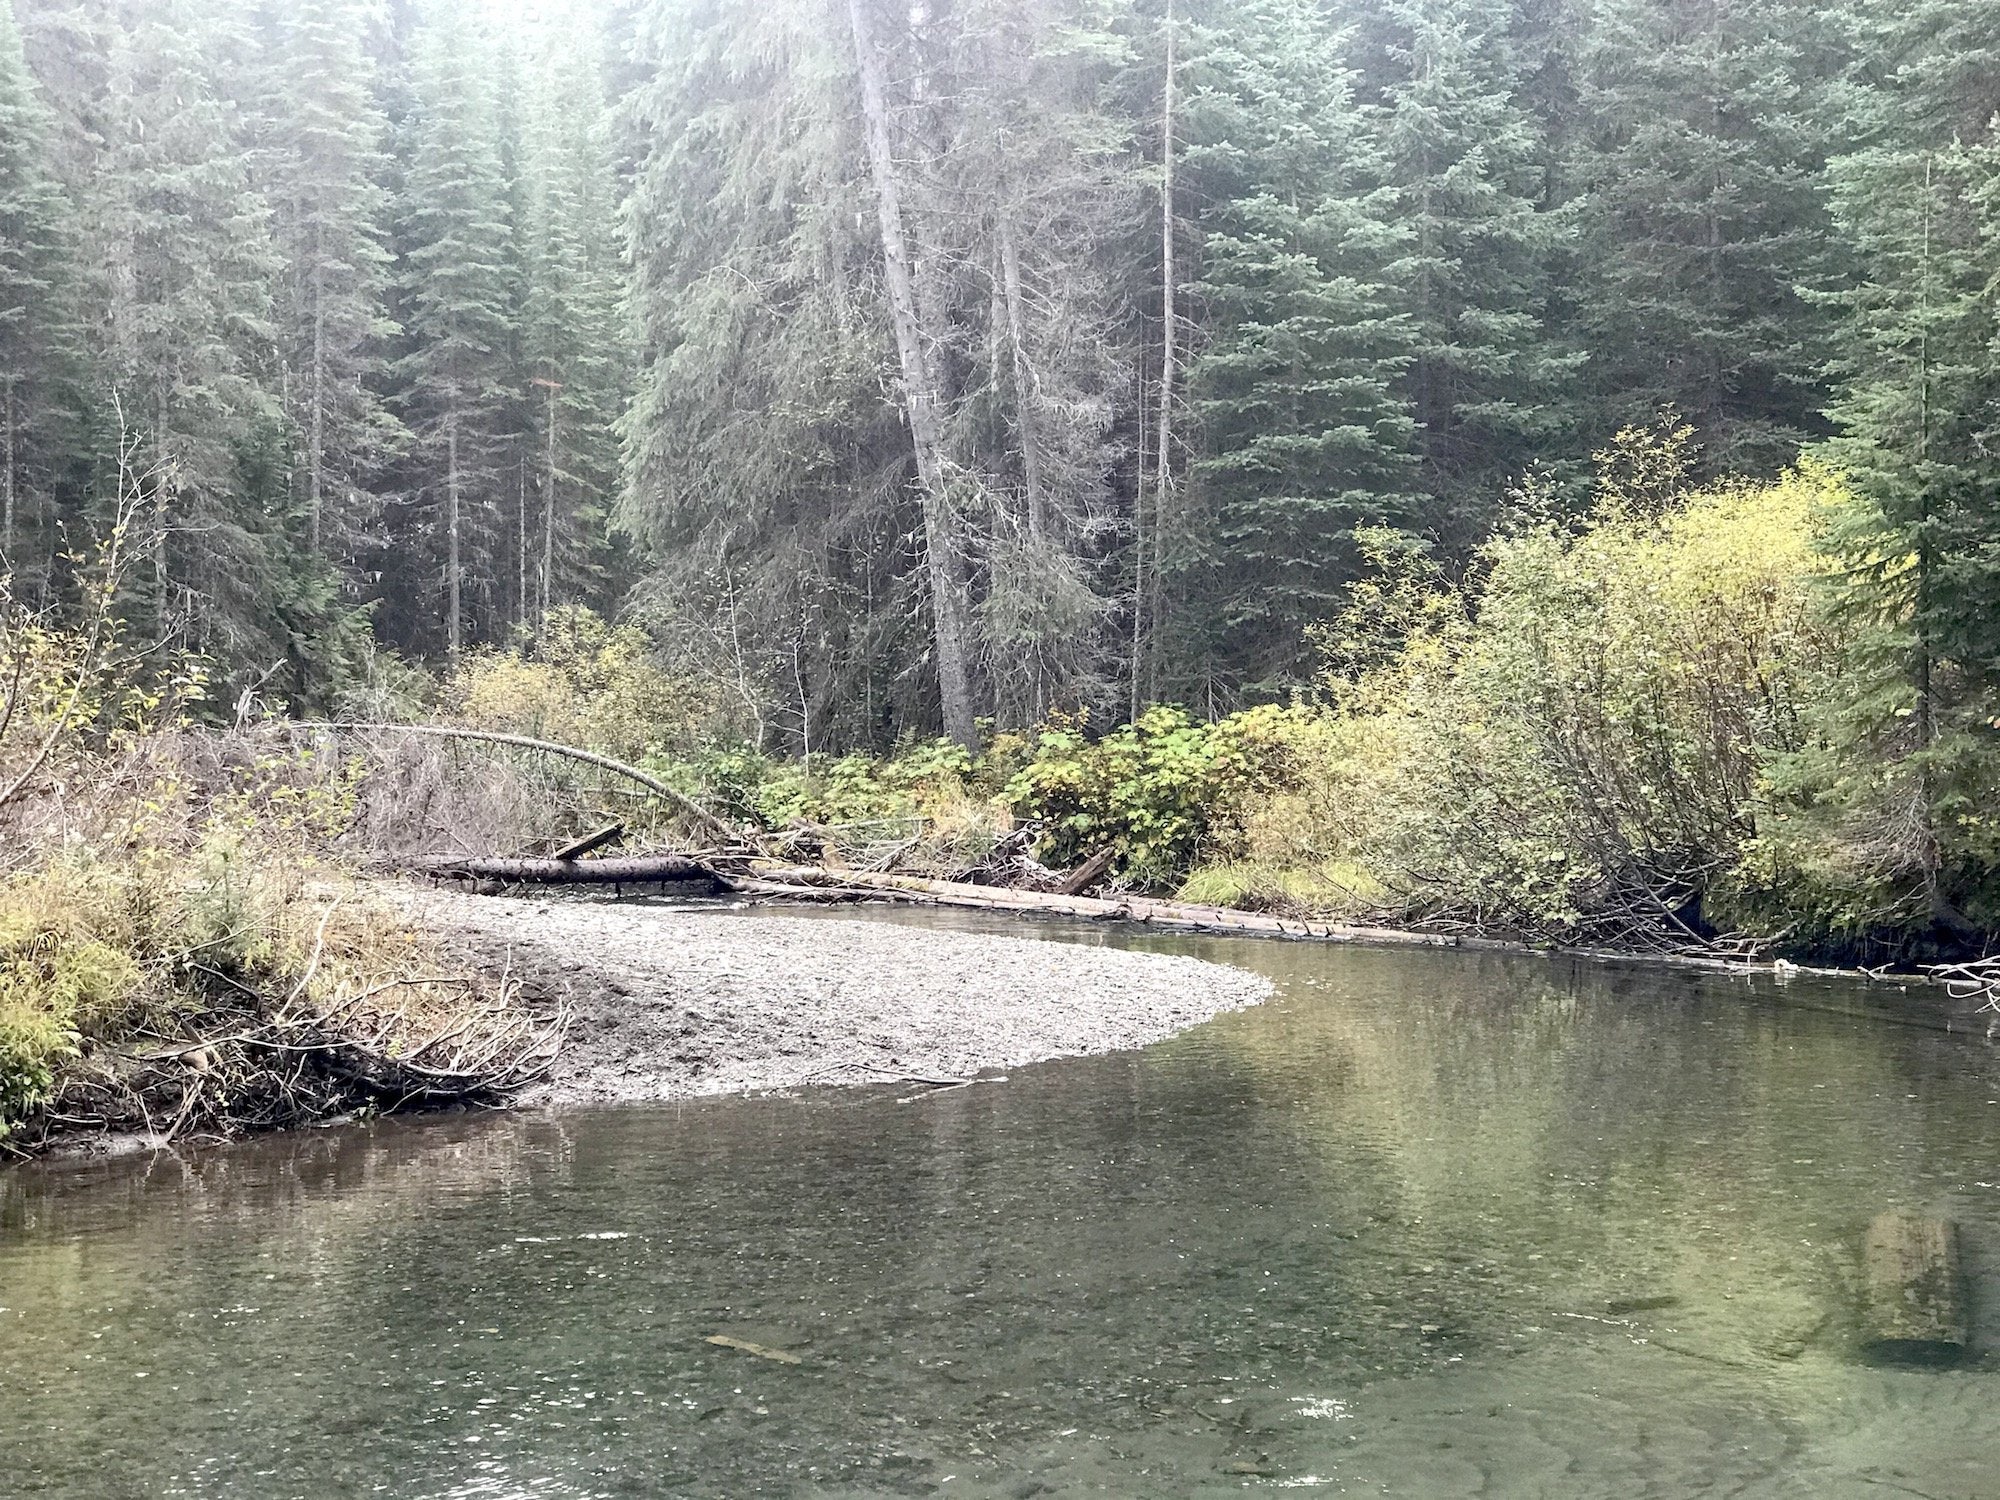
[1195,946,1994,1371]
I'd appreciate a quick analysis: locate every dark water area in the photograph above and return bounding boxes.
[1,910,1995,1498]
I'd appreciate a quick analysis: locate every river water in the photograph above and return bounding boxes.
[1,910,1994,1498]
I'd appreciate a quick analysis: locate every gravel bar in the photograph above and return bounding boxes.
[409,890,1274,1105]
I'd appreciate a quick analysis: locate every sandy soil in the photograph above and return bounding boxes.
[406,889,1274,1105]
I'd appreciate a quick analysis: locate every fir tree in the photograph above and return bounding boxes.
[0,0,76,587]
[1361,0,1575,540]
[1793,0,2000,926]
[88,0,285,654]
[387,0,515,654]
[1178,0,1421,699]
[517,10,627,628]
[1572,0,1846,474]
[254,0,404,570]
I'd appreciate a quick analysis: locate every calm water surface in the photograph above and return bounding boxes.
[1,908,1995,1498]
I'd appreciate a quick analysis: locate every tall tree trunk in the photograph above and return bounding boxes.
[517,454,528,630]
[153,385,170,644]
[540,377,558,625]
[998,218,1046,540]
[845,0,978,748]
[308,253,327,552]
[1150,0,1178,709]
[1,378,15,567]
[446,402,462,654]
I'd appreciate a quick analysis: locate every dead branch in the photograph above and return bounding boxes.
[296,721,742,845]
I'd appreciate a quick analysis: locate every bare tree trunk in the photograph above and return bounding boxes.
[308,253,327,553]
[998,218,1046,540]
[517,454,528,631]
[845,0,978,748]
[1,377,15,567]
[153,384,171,643]
[540,378,558,626]
[1150,0,1178,709]
[1131,361,1148,721]
[445,403,462,655]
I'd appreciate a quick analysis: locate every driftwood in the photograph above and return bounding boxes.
[298,721,742,844]
[416,854,719,887]
[1055,844,1119,896]
[1861,1212,1967,1361]
[717,863,1460,947]
[553,823,624,861]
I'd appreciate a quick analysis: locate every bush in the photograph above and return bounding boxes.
[446,607,735,764]
[1004,705,1321,885]
[1248,459,1852,943]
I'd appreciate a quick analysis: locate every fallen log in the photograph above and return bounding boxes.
[1861,1212,1967,1362]
[717,863,1460,947]
[1055,844,1119,896]
[415,854,720,887]
[552,823,624,861]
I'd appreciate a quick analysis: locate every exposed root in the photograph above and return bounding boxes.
[14,968,568,1154]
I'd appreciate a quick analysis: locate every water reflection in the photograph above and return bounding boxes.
[0,911,1994,1498]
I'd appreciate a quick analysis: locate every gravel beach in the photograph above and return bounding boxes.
[408,889,1274,1105]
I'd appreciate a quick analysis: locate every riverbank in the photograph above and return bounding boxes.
[402,888,1274,1106]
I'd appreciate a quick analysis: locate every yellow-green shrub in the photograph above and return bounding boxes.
[445,606,733,763]
[1272,462,1849,938]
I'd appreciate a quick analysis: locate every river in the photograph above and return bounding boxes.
[1,908,1994,1497]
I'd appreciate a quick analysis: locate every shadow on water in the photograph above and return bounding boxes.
[0,907,1995,1498]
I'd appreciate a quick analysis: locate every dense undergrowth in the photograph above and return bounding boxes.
[421,439,1992,965]
[5,431,1997,1150]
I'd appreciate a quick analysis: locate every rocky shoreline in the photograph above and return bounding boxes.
[409,889,1274,1106]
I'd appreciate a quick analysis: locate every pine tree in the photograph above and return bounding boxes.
[387,0,515,655]
[1177,0,1421,699]
[254,0,404,571]
[0,0,77,589]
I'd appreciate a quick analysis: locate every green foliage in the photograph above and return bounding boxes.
[444,606,735,765]
[1240,452,1855,944]
[1177,0,1420,697]
[1004,704,1321,883]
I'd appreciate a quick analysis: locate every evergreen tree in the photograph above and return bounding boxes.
[1572,0,1846,474]
[1177,0,1421,699]
[0,0,77,589]
[254,0,404,571]
[621,0,929,746]
[87,0,286,656]
[1793,1,2000,927]
[386,0,515,655]
[517,9,628,629]
[1360,0,1575,540]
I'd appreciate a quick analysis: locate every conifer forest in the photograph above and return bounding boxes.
[6,0,2000,957]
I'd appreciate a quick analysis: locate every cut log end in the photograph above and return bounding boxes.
[1861,1212,1967,1364]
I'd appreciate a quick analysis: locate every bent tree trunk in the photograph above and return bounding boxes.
[845,0,978,748]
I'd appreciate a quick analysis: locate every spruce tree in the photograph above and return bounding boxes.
[1796,0,2000,926]
[1360,0,1574,542]
[254,0,404,571]
[1572,0,1845,474]
[517,12,627,629]
[0,0,76,588]
[387,0,515,655]
[88,0,285,656]
[1177,0,1421,699]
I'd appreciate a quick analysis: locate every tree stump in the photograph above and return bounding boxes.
[1861,1212,1967,1362]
